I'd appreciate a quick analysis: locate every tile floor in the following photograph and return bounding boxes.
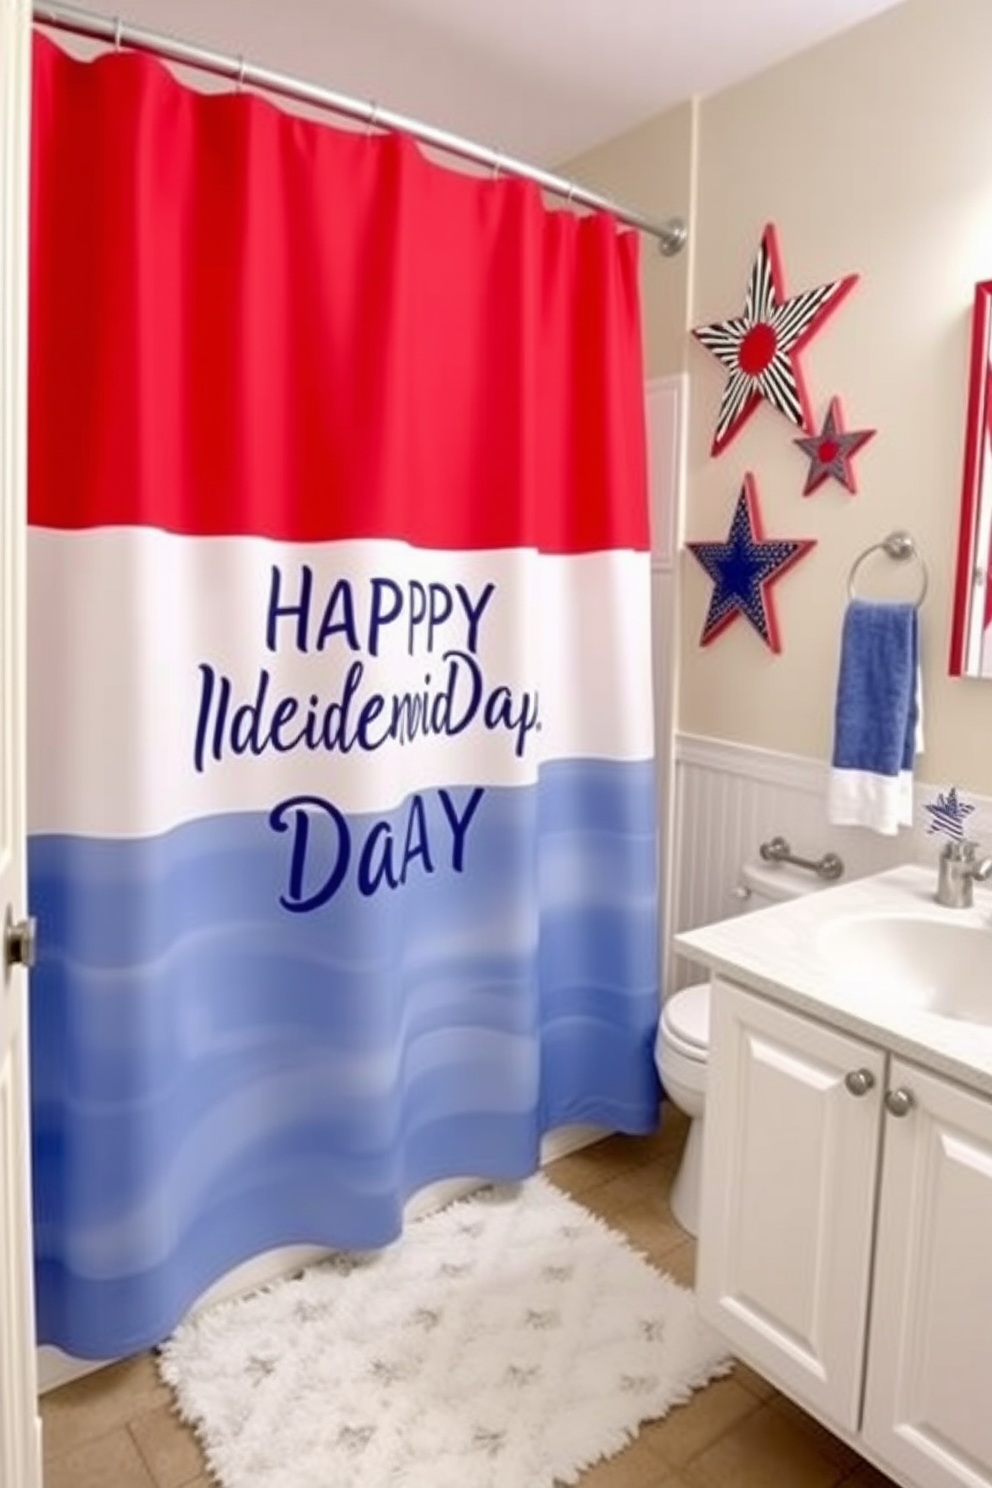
[39,1108,901,1488]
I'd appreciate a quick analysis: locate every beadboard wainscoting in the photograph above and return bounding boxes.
[668,732,992,994]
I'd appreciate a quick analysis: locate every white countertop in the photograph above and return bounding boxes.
[673,864,992,1098]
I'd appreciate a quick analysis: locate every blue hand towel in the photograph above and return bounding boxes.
[827,599,922,835]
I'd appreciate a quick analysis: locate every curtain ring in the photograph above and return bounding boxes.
[566,181,576,203]
[236,56,247,92]
[492,148,504,180]
[366,102,380,137]
[113,16,123,51]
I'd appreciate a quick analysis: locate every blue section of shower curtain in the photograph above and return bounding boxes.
[29,757,660,1357]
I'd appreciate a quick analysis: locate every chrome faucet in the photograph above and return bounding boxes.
[936,839,992,909]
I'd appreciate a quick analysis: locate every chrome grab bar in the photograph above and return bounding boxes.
[759,835,845,882]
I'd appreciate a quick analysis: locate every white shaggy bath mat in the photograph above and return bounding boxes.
[157,1175,733,1488]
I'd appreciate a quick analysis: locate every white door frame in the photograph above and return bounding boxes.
[0,0,42,1481]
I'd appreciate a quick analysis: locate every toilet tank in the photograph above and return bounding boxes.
[735,857,837,911]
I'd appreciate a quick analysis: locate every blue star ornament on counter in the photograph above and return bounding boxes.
[923,787,975,840]
[686,475,816,651]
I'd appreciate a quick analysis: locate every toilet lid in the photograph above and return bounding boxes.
[661,982,710,1053]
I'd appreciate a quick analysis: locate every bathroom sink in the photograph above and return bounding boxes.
[816,912,992,1023]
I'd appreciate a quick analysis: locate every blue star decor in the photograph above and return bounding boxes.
[692,223,858,457]
[793,396,876,496]
[922,786,975,840]
[686,474,816,651]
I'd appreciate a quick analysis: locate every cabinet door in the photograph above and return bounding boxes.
[863,1060,992,1488]
[697,980,885,1431]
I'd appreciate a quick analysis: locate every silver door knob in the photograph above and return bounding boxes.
[4,912,37,971]
[844,1068,876,1097]
[884,1087,915,1118]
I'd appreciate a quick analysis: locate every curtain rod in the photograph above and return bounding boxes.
[32,1,687,256]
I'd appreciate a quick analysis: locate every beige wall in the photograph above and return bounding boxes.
[570,0,992,800]
[563,101,695,380]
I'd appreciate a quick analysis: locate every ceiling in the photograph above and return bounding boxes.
[70,0,909,166]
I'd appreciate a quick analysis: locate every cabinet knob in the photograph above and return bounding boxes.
[844,1068,876,1097]
[884,1087,915,1118]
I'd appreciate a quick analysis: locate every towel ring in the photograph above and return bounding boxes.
[847,530,928,608]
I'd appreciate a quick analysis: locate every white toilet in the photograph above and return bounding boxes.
[656,858,830,1236]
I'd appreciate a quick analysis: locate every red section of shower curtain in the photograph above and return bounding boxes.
[28,34,648,552]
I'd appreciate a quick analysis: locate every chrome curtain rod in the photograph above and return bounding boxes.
[32,1,688,255]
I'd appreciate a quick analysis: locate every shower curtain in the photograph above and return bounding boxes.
[27,33,660,1359]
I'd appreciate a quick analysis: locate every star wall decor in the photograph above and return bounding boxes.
[793,396,876,495]
[691,223,858,457]
[686,473,816,651]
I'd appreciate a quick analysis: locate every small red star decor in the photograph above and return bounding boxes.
[686,474,816,651]
[793,396,875,495]
[692,223,858,456]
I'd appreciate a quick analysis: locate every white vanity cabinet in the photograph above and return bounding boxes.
[697,979,885,1428]
[862,1059,992,1488]
[697,977,992,1488]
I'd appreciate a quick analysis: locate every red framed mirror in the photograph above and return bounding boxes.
[950,279,992,677]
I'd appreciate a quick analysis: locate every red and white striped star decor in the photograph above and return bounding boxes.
[692,224,858,457]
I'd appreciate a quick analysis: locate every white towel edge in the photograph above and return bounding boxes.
[827,767,914,837]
